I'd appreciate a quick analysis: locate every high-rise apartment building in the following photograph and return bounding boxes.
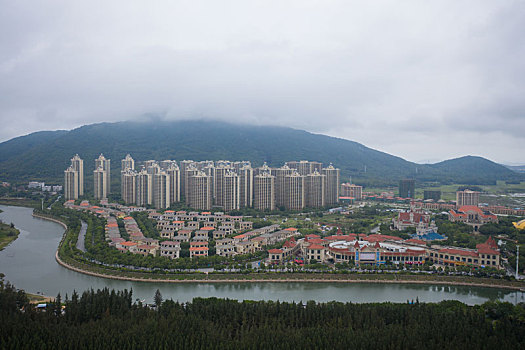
[322,164,340,205]
[254,162,271,176]
[166,165,181,204]
[136,169,152,206]
[341,183,363,200]
[222,171,240,211]
[188,171,212,210]
[456,189,480,207]
[253,172,275,211]
[70,154,84,196]
[286,161,323,176]
[184,165,198,200]
[178,160,194,198]
[93,167,107,199]
[95,154,111,194]
[214,164,231,206]
[153,171,170,209]
[64,166,79,200]
[121,154,134,171]
[283,171,305,210]
[238,165,253,208]
[272,165,294,207]
[121,169,136,205]
[424,190,441,201]
[305,171,326,208]
[399,179,415,198]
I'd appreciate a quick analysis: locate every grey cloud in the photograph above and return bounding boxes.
[0,0,524,164]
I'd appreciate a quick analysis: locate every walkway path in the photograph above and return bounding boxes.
[76,221,87,252]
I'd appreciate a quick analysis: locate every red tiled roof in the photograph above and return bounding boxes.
[405,239,426,245]
[307,244,324,250]
[284,227,298,231]
[308,238,324,244]
[438,248,478,257]
[268,248,283,254]
[201,226,215,231]
[190,247,209,252]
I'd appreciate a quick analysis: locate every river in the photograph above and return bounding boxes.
[1,204,523,304]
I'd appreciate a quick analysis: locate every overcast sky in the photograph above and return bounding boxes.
[1,0,524,164]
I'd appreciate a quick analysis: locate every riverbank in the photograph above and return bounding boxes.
[36,211,524,291]
[0,221,20,251]
[32,212,67,229]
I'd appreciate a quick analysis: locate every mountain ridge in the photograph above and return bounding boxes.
[0,120,520,186]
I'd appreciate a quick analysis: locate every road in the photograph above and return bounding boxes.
[76,221,88,252]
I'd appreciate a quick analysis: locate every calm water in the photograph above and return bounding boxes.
[1,204,524,304]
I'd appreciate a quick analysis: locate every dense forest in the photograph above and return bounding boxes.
[1,276,524,349]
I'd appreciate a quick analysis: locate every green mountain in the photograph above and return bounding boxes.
[0,120,520,187]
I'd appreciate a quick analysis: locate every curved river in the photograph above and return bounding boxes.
[1,205,523,304]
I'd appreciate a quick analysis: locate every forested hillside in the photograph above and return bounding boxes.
[1,278,524,349]
[0,120,520,186]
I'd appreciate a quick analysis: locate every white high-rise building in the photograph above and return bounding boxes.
[121,154,134,171]
[272,165,293,207]
[188,171,212,210]
[238,165,253,208]
[95,154,111,194]
[64,166,79,200]
[93,167,107,199]
[121,169,137,204]
[283,171,305,210]
[322,164,340,205]
[136,169,152,206]
[166,165,181,204]
[222,171,240,211]
[153,171,171,209]
[253,172,275,211]
[305,171,326,208]
[70,154,84,196]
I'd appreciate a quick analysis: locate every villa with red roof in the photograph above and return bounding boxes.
[448,205,498,232]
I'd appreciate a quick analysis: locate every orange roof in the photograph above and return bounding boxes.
[165,210,175,213]
[123,216,133,220]
[284,227,298,231]
[120,241,137,247]
[268,248,283,254]
[190,247,209,251]
[173,220,185,224]
[201,212,211,215]
[201,226,215,231]
[308,238,324,244]
[234,234,246,239]
[308,244,324,250]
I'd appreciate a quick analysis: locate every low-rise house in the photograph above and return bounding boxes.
[239,221,253,231]
[235,241,255,255]
[216,244,236,257]
[117,241,137,251]
[160,241,181,259]
[216,238,234,247]
[190,246,209,258]
[136,244,158,257]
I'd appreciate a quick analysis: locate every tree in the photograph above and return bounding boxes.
[154,289,163,308]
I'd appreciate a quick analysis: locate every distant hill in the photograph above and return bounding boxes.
[505,165,525,173]
[0,120,521,187]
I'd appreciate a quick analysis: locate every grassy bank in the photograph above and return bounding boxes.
[0,197,40,209]
[0,222,19,250]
